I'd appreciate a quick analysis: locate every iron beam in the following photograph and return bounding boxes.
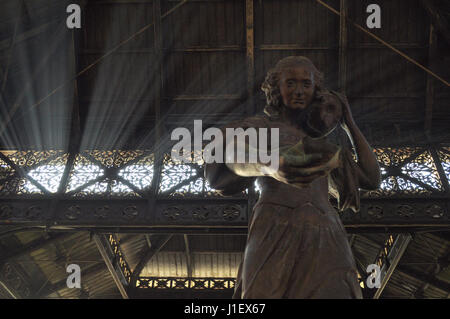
[0,198,449,233]
[93,234,130,299]
[131,234,173,285]
[424,24,437,134]
[397,265,450,294]
[373,234,412,298]
[338,0,348,92]
[0,261,35,298]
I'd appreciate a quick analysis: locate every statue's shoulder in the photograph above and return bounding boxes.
[221,113,269,129]
[237,113,280,128]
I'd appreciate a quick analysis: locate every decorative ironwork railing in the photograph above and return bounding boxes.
[108,234,132,284]
[363,147,449,197]
[0,146,448,199]
[136,277,235,290]
[0,150,155,197]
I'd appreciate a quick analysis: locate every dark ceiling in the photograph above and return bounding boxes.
[0,0,448,152]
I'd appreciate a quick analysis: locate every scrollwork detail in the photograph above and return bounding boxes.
[122,206,139,220]
[192,206,210,221]
[65,205,81,220]
[222,205,240,221]
[367,205,383,219]
[425,204,444,219]
[95,206,110,219]
[25,206,42,219]
[162,207,183,220]
[0,205,13,219]
[396,204,415,218]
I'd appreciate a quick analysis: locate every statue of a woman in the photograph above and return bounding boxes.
[205,56,381,298]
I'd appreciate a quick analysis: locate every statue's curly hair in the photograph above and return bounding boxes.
[261,56,324,116]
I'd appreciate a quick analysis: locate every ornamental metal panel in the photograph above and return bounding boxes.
[0,146,449,199]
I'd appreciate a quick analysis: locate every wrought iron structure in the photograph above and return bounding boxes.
[133,277,235,298]
[372,234,412,299]
[0,145,448,233]
[1,145,448,297]
[136,277,235,290]
[93,234,131,298]
[365,146,449,197]
[0,262,33,298]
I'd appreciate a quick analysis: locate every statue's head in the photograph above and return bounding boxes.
[299,90,343,138]
[262,56,324,116]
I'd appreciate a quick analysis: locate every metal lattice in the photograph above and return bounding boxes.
[375,147,422,167]
[438,147,450,184]
[136,277,235,290]
[67,154,104,193]
[0,146,448,199]
[84,150,146,168]
[5,150,65,168]
[0,150,154,198]
[108,234,132,284]
[27,155,69,193]
[364,147,448,197]
[158,153,223,198]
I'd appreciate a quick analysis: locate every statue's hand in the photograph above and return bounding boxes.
[275,153,329,188]
[269,138,335,188]
[333,92,355,129]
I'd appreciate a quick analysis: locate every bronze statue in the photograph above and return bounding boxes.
[205,56,381,298]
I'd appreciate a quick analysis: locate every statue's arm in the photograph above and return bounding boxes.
[204,162,255,195]
[223,135,273,177]
[204,136,271,195]
[204,117,333,192]
[221,134,328,186]
[339,95,381,190]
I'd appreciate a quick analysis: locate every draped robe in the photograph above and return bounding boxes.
[204,114,362,299]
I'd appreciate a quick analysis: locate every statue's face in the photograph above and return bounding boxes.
[279,66,315,110]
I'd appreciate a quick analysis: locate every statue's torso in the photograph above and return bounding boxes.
[254,116,335,214]
[218,115,362,299]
